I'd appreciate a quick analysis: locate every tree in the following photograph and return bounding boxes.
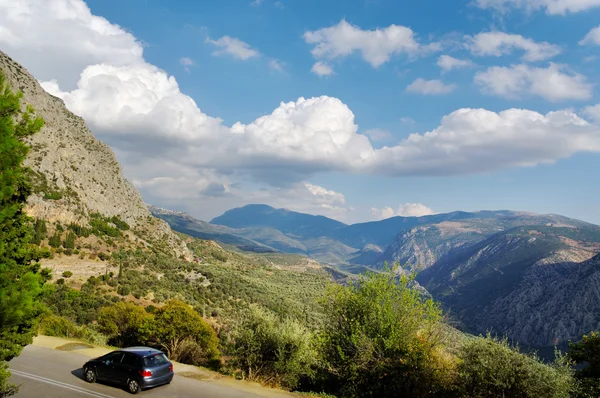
[48,231,61,248]
[30,219,47,245]
[142,299,219,363]
[230,306,316,389]
[458,334,574,398]
[0,71,46,396]
[569,331,600,397]
[317,266,454,398]
[62,231,75,250]
[97,302,150,347]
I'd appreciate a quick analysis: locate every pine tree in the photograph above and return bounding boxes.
[48,231,61,248]
[0,71,47,396]
[63,231,75,250]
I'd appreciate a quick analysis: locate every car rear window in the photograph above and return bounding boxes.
[143,353,169,368]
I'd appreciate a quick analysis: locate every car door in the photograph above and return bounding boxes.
[96,352,124,382]
[113,353,139,385]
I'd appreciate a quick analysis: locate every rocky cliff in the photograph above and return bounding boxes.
[0,50,190,259]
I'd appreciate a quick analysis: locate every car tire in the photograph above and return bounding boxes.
[127,378,141,394]
[83,368,96,383]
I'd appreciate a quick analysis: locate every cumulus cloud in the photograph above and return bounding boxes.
[475,63,592,101]
[406,78,457,95]
[0,0,143,90]
[583,104,600,123]
[474,0,600,14]
[5,0,600,216]
[311,61,334,76]
[437,55,473,72]
[363,128,392,141]
[303,19,439,68]
[467,32,561,62]
[371,203,435,220]
[206,35,260,60]
[580,26,600,46]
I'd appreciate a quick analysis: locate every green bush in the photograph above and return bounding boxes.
[38,314,107,346]
[569,331,600,397]
[62,271,73,278]
[117,286,131,296]
[63,231,75,250]
[230,306,316,389]
[457,334,574,398]
[141,299,220,365]
[97,302,151,347]
[317,267,454,398]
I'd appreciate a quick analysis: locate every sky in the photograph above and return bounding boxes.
[1,0,600,225]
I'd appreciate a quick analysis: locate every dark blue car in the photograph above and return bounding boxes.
[83,347,174,394]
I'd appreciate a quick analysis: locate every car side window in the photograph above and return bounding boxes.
[121,353,139,367]
[102,352,123,365]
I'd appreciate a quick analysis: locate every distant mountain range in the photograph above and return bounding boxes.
[151,203,600,349]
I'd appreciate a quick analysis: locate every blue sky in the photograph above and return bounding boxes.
[1,0,599,224]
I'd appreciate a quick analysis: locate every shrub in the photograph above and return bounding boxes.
[141,299,220,364]
[38,315,107,346]
[569,331,600,397]
[98,252,110,261]
[230,306,316,389]
[97,302,151,347]
[62,271,73,278]
[117,286,131,296]
[317,267,453,398]
[457,334,574,398]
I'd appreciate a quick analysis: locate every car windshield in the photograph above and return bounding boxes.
[143,353,169,368]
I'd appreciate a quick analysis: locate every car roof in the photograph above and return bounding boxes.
[118,347,165,357]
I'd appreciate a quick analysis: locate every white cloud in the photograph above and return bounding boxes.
[583,103,600,123]
[180,57,194,66]
[363,128,392,141]
[303,19,439,68]
[580,26,600,46]
[206,35,259,60]
[269,59,285,72]
[180,57,194,72]
[437,55,473,71]
[475,63,592,101]
[311,61,334,76]
[0,0,143,90]
[406,78,457,95]
[474,0,600,14]
[5,0,600,209]
[400,117,416,125]
[251,0,263,6]
[371,203,435,220]
[467,32,561,62]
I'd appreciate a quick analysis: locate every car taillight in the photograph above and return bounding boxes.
[169,365,173,372]
[139,369,152,377]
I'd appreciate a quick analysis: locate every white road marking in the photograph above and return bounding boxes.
[10,369,116,398]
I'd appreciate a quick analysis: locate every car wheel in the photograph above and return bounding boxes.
[127,378,141,394]
[83,368,96,383]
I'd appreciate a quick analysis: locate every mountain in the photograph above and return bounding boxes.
[0,50,190,259]
[151,205,358,263]
[416,225,600,347]
[210,204,347,238]
[375,212,596,271]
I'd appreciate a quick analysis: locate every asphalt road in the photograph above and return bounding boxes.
[9,345,288,398]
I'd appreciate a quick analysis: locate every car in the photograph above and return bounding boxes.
[82,347,174,394]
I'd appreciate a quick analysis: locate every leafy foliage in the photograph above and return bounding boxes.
[0,72,46,396]
[569,331,600,397]
[317,267,454,398]
[141,299,220,364]
[97,302,150,347]
[457,334,574,398]
[229,306,316,389]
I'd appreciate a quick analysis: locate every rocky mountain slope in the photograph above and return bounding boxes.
[416,226,600,347]
[0,50,190,259]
